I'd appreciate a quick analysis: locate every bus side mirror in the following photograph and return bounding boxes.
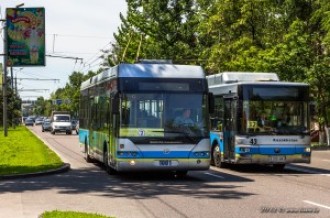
[208,92,214,114]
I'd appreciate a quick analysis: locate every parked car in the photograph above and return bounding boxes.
[24,118,34,126]
[42,119,52,132]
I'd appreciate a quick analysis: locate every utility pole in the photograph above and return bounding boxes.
[15,77,17,94]
[1,3,25,136]
[1,17,8,136]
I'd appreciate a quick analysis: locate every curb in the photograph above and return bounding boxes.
[0,163,70,180]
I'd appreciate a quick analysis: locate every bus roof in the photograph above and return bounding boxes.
[207,72,279,86]
[119,63,205,78]
[209,81,309,96]
[81,63,205,90]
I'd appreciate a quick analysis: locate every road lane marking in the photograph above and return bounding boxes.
[322,159,330,162]
[303,200,330,210]
[204,172,224,179]
[320,174,330,177]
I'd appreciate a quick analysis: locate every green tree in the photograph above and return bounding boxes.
[34,96,46,116]
[49,71,96,117]
[111,0,200,65]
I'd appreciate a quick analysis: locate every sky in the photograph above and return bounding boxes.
[0,0,127,100]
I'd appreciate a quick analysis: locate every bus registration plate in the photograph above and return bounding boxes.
[159,160,172,166]
[270,155,286,162]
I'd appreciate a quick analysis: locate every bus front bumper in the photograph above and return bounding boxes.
[234,153,311,164]
[115,158,210,172]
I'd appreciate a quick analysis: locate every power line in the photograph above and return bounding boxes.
[17,78,60,82]
[46,33,112,39]
[46,54,83,62]
[18,89,49,92]
[79,41,113,71]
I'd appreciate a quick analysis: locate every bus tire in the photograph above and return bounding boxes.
[212,145,221,168]
[85,143,92,163]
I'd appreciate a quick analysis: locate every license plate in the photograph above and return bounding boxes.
[159,160,172,166]
[270,155,286,162]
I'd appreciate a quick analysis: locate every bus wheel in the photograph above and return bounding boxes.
[273,164,285,171]
[212,145,222,168]
[85,144,92,163]
[103,149,117,175]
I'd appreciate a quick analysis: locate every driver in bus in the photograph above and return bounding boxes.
[173,108,195,127]
[257,112,267,128]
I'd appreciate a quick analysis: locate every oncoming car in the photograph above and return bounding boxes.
[24,118,34,126]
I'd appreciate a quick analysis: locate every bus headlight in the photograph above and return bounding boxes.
[129,160,136,165]
[194,152,210,157]
[130,151,138,157]
[304,147,311,153]
[117,151,139,157]
[235,137,246,145]
[239,147,250,153]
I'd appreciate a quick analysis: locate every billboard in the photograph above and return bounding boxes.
[6,7,45,66]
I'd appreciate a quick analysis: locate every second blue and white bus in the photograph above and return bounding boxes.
[207,72,311,170]
[79,61,212,175]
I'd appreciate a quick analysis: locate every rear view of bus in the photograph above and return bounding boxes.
[208,72,311,170]
[79,61,212,175]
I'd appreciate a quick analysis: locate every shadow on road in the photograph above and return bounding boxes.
[215,163,330,175]
[0,167,255,201]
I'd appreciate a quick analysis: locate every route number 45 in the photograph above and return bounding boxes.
[250,138,257,145]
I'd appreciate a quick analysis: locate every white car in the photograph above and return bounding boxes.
[51,114,72,135]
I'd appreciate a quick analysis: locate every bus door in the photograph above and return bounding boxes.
[89,97,97,150]
[223,96,238,161]
[108,93,120,165]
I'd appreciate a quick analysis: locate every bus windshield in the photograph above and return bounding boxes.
[241,100,309,135]
[120,92,209,143]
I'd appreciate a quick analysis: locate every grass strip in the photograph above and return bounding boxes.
[40,210,115,218]
[0,126,63,175]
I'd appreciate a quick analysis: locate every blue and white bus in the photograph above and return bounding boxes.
[207,72,311,170]
[79,61,212,175]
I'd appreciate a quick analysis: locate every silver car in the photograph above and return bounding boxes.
[25,118,34,126]
[42,119,52,132]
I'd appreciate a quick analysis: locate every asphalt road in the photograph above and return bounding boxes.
[0,125,330,218]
